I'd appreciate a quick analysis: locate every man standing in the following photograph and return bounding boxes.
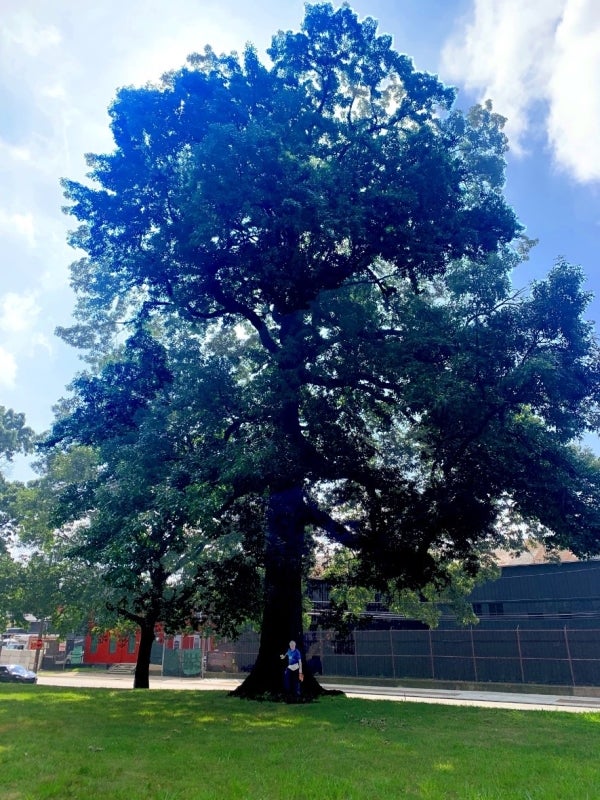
[280,640,303,699]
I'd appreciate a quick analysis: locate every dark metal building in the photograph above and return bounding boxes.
[455,559,600,630]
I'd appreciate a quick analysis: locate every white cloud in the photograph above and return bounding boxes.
[0,210,36,247]
[442,0,600,184]
[2,12,62,57]
[0,141,32,163]
[0,347,17,389]
[29,332,53,356]
[547,0,600,183]
[41,82,68,101]
[0,292,40,334]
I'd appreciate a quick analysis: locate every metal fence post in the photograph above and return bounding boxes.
[353,630,358,677]
[564,626,576,687]
[516,626,525,684]
[428,629,435,680]
[319,628,324,676]
[389,628,396,679]
[469,627,478,683]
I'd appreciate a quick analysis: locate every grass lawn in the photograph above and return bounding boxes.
[1,686,599,799]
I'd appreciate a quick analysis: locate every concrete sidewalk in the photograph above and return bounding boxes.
[36,671,600,713]
[322,682,600,713]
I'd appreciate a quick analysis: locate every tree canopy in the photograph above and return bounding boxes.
[55,3,600,699]
[0,407,35,627]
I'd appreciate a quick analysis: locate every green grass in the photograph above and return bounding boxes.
[1,686,599,799]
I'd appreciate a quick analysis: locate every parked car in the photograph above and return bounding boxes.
[0,664,37,684]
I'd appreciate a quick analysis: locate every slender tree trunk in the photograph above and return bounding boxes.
[133,620,156,689]
[231,487,325,700]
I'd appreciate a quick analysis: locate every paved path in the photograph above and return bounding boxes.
[322,683,600,713]
[36,671,600,713]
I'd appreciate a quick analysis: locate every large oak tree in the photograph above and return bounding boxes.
[58,4,600,698]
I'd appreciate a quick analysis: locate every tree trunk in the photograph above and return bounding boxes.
[231,487,326,701]
[133,621,156,689]
[233,316,338,701]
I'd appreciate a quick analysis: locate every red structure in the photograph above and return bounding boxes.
[83,630,140,665]
[82,625,207,666]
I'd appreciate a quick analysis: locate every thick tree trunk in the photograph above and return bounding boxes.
[133,621,156,689]
[231,487,327,701]
[233,314,339,701]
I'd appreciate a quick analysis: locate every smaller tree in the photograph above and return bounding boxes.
[3,445,111,635]
[47,330,262,687]
[0,407,36,627]
[0,548,23,628]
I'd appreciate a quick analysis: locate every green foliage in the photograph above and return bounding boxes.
[45,328,264,650]
[0,407,37,625]
[0,406,34,462]
[323,547,499,630]
[0,446,111,634]
[0,548,22,624]
[0,406,35,545]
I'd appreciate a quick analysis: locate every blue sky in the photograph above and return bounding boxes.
[0,0,599,479]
